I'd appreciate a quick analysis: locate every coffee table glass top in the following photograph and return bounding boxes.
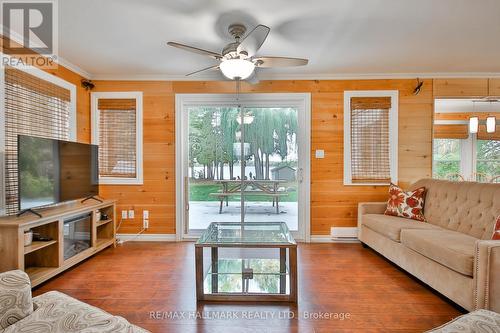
[196,222,296,246]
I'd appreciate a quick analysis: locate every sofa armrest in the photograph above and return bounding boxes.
[474,240,500,312]
[357,202,386,240]
[0,270,34,329]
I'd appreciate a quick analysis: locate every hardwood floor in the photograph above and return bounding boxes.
[33,242,463,332]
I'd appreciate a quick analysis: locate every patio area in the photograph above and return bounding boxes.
[188,201,298,230]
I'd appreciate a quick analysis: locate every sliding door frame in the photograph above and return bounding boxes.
[175,93,311,242]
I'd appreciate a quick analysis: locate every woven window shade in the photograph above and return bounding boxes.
[3,67,71,215]
[350,97,391,183]
[98,99,137,178]
[434,124,469,139]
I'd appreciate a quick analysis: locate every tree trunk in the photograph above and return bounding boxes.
[207,165,213,179]
[265,154,270,180]
[229,161,234,180]
[253,147,263,179]
[219,162,224,180]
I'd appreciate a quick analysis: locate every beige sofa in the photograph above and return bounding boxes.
[358,179,500,312]
[0,270,149,333]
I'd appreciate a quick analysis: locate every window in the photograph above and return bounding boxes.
[0,66,76,215]
[432,135,499,182]
[476,140,500,181]
[344,91,398,185]
[91,92,143,184]
[432,139,462,180]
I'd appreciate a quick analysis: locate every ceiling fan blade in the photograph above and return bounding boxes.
[237,24,270,58]
[186,65,220,77]
[253,56,308,68]
[246,71,260,85]
[167,42,221,60]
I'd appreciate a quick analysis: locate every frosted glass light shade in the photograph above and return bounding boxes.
[469,117,479,134]
[486,116,496,133]
[220,59,255,80]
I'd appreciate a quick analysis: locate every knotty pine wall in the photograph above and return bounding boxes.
[92,79,434,235]
[5,36,498,236]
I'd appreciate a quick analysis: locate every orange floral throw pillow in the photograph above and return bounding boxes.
[384,183,426,222]
[493,216,500,240]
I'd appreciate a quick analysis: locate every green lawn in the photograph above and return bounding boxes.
[189,182,298,202]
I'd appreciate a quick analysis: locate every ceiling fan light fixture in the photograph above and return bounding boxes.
[220,59,255,80]
[469,117,479,134]
[486,116,496,133]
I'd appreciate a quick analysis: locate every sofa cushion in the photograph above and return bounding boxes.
[363,214,442,242]
[426,309,500,332]
[0,270,33,330]
[409,179,500,240]
[384,183,426,222]
[1,291,149,333]
[401,229,477,276]
[493,215,500,240]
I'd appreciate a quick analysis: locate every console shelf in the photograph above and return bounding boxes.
[0,199,116,287]
[24,240,58,255]
[96,218,113,227]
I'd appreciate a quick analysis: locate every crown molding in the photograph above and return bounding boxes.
[90,72,500,81]
[56,57,92,79]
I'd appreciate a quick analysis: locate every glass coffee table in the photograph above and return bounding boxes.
[195,222,297,302]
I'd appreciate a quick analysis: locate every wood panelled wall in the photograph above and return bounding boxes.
[92,79,434,235]
[4,36,498,236]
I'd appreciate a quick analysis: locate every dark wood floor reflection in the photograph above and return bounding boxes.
[33,242,462,332]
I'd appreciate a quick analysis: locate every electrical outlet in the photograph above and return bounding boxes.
[143,220,149,229]
[128,210,134,219]
[143,210,149,219]
[315,150,325,159]
[121,210,128,219]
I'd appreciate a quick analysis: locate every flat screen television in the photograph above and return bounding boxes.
[17,135,99,211]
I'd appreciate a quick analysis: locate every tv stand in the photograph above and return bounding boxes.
[0,199,116,287]
[16,208,42,218]
[81,195,103,204]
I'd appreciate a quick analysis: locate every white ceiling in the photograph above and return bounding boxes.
[58,0,500,80]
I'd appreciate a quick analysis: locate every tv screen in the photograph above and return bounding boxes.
[18,135,99,211]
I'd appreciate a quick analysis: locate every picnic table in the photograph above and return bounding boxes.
[209,179,288,214]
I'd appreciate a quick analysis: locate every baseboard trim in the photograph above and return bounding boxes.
[116,233,177,242]
[310,235,360,243]
[116,233,360,243]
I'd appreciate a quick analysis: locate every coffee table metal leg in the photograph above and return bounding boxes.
[195,247,204,301]
[211,247,218,293]
[289,246,298,302]
[280,248,286,294]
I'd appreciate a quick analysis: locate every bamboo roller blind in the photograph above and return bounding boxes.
[433,124,468,139]
[3,68,71,215]
[350,97,391,183]
[98,99,137,178]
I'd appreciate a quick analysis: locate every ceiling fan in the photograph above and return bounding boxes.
[167,23,308,82]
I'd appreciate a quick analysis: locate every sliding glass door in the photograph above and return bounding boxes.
[177,94,310,241]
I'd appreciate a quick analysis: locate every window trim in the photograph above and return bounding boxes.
[0,63,77,215]
[343,90,399,186]
[91,91,143,185]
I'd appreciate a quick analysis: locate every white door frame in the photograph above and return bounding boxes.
[175,93,311,242]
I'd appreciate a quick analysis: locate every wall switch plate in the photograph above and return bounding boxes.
[121,210,128,219]
[143,210,149,219]
[128,210,135,219]
[315,150,325,159]
[143,220,149,229]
